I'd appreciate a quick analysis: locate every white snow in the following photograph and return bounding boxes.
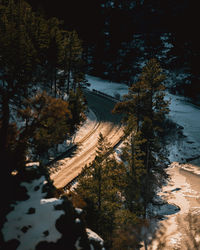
[75,208,83,214]
[75,218,81,223]
[165,92,200,164]
[86,228,105,250]
[168,92,200,144]
[86,228,104,246]
[150,161,200,249]
[86,75,129,99]
[75,237,82,250]
[26,162,39,169]
[2,176,64,250]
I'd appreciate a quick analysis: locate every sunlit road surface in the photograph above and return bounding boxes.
[50,90,124,189]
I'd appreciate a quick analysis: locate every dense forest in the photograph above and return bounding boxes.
[1,0,200,249]
[26,0,200,101]
[0,0,87,240]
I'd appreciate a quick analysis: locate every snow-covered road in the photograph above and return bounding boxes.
[50,90,124,189]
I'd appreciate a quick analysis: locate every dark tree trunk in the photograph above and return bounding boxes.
[0,93,13,204]
[0,94,10,156]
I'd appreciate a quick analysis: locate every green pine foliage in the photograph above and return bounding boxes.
[75,133,125,246]
[4,92,72,171]
[112,209,146,250]
[120,131,147,215]
[75,60,170,247]
[67,88,87,133]
[0,0,86,205]
[113,58,169,133]
[113,58,169,220]
[30,93,72,163]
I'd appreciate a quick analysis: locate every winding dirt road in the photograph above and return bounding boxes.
[50,90,124,189]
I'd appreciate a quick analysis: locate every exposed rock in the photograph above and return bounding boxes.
[27,207,36,214]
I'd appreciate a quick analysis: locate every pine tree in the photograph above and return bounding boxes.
[112,209,145,250]
[0,0,39,189]
[113,59,169,220]
[113,73,148,133]
[75,133,124,245]
[30,93,72,164]
[120,131,147,215]
[67,88,87,135]
[14,92,72,168]
[45,17,63,96]
[62,30,83,94]
[0,1,87,213]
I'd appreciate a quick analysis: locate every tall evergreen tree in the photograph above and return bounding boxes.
[75,133,124,246]
[0,0,39,184]
[18,92,72,166]
[63,30,83,94]
[113,59,169,219]
[45,17,63,96]
[67,88,87,135]
[0,0,86,205]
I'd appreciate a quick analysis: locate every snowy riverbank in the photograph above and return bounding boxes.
[86,74,200,167]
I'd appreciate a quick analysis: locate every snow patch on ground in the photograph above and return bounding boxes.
[2,176,64,250]
[75,208,83,215]
[75,218,81,224]
[86,74,129,99]
[86,228,105,249]
[167,92,200,145]
[86,228,104,245]
[165,92,200,165]
[150,161,200,249]
[75,237,82,250]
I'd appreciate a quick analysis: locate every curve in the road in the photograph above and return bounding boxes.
[50,90,124,189]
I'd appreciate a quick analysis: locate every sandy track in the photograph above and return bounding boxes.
[50,91,123,189]
[51,122,123,189]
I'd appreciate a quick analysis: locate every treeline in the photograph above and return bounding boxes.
[26,0,192,40]
[26,0,200,101]
[71,59,169,249]
[168,32,200,102]
[0,0,86,204]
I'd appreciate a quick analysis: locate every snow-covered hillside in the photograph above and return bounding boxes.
[2,176,64,250]
[1,166,105,250]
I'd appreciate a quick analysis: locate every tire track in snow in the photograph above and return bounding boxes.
[50,90,124,189]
